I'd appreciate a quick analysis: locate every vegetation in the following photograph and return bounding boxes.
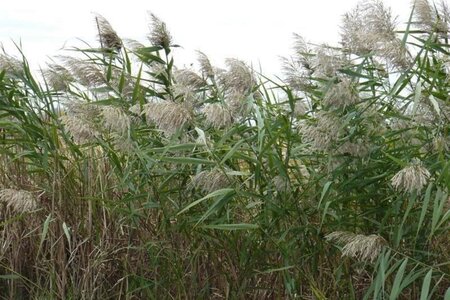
[0,0,449,298]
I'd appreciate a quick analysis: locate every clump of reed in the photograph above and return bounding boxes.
[0,1,448,298]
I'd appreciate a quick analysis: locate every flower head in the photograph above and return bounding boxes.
[0,189,38,213]
[174,69,206,89]
[43,64,74,91]
[63,57,105,87]
[190,169,231,194]
[142,101,193,136]
[148,13,172,50]
[299,111,342,151]
[391,159,431,193]
[326,231,387,262]
[221,58,255,95]
[101,106,130,135]
[94,14,122,50]
[197,51,215,79]
[323,78,359,108]
[272,175,291,193]
[60,114,100,144]
[414,0,449,34]
[282,34,315,91]
[0,54,23,77]
[341,0,409,69]
[203,103,233,129]
[293,101,308,116]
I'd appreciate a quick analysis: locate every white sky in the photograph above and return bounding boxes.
[0,0,414,76]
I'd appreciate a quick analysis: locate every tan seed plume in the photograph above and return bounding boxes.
[203,103,233,129]
[0,189,38,213]
[94,14,122,50]
[142,101,193,136]
[190,169,231,194]
[391,160,431,193]
[326,231,387,262]
[148,13,172,50]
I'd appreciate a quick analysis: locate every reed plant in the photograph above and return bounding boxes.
[0,0,448,298]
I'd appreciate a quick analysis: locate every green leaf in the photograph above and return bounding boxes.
[158,156,214,165]
[318,181,332,209]
[339,68,372,79]
[412,80,422,116]
[194,127,207,145]
[444,287,450,300]
[428,95,441,115]
[416,183,433,238]
[196,189,235,224]
[62,222,71,249]
[152,143,201,154]
[419,269,432,300]
[38,214,53,255]
[0,274,21,280]
[220,139,246,164]
[431,188,447,236]
[389,258,408,300]
[201,223,259,230]
[177,188,235,215]
[259,265,294,274]
[382,151,406,167]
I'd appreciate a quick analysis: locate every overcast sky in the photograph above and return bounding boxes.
[1,0,414,76]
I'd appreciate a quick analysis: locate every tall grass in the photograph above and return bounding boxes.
[0,0,449,298]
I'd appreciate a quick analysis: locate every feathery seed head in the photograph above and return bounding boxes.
[282,57,313,91]
[272,175,291,193]
[203,103,233,129]
[282,35,315,91]
[142,101,193,136]
[148,13,172,50]
[94,14,122,50]
[109,68,137,98]
[299,112,342,151]
[197,51,215,78]
[337,140,369,157]
[226,90,252,117]
[341,0,409,69]
[391,159,431,193]
[110,132,134,153]
[294,101,308,116]
[312,46,346,78]
[293,34,313,62]
[433,136,449,152]
[64,100,102,121]
[124,38,146,51]
[63,57,105,87]
[174,69,207,89]
[43,64,74,91]
[323,78,359,108]
[171,83,198,103]
[414,0,449,34]
[0,54,23,77]
[172,69,206,103]
[380,39,411,69]
[222,58,256,95]
[326,231,387,262]
[190,169,231,194]
[60,114,100,144]
[0,189,38,213]
[101,106,130,135]
[341,1,395,53]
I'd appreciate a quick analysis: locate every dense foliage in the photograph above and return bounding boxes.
[0,0,449,298]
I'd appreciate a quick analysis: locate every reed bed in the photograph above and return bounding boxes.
[0,0,449,298]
